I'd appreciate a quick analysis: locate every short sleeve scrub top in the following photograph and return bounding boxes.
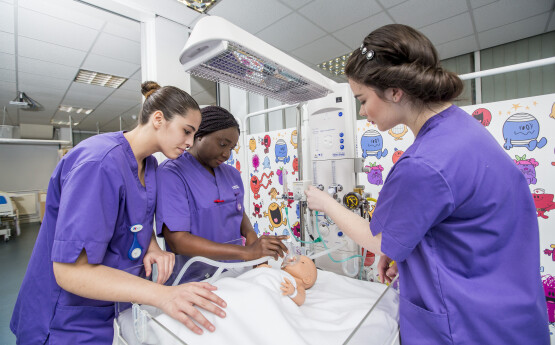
[10,132,157,344]
[370,105,549,344]
[156,151,245,282]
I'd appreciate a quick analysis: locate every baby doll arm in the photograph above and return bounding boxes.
[280,277,306,306]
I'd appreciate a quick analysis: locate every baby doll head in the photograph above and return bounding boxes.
[283,255,317,289]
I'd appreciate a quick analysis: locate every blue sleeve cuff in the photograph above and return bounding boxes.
[51,240,109,264]
[370,214,413,262]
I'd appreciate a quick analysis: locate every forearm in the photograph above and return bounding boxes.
[322,201,383,255]
[164,227,248,261]
[240,211,257,245]
[53,251,167,307]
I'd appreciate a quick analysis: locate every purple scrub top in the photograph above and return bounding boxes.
[370,105,549,344]
[10,132,157,345]
[156,151,244,280]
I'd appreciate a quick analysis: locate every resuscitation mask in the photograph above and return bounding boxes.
[281,240,301,268]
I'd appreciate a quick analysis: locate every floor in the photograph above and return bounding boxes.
[0,222,40,345]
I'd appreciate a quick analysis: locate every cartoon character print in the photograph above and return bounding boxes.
[544,246,555,262]
[225,151,235,167]
[542,275,555,323]
[502,113,547,151]
[276,167,287,185]
[234,143,241,154]
[514,154,539,185]
[263,202,287,231]
[292,156,298,175]
[552,147,555,166]
[235,160,241,173]
[361,130,388,159]
[275,139,290,163]
[263,156,271,170]
[260,135,271,154]
[472,108,492,126]
[250,172,274,200]
[550,102,555,119]
[532,188,555,219]
[249,137,256,153]
[291,221,300,238]
[291,130,298,149]
[268,187,279,200]
[252,154,260,172]
[388,124,408,140]
[252,201,263,218]
[392,148,404,165]
[253,221,260,235]
[365,163,384,186]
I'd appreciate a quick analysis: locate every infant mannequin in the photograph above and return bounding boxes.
[258,255,317,306]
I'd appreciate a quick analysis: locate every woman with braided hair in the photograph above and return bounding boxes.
[304,24,548,344]
[156,105,288,281]
[11,81,227,344]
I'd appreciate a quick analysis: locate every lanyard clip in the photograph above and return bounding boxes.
[214,199,225,203]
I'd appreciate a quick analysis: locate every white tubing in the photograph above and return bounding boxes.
[459,56,555,80]
[172,256,273,286]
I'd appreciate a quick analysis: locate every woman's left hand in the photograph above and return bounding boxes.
[143,240,175,284]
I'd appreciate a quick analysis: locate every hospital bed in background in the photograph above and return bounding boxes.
[113,242,400,345]
[0,191,20,241]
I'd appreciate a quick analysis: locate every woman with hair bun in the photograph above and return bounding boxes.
[156,105,288,281]
[11,81,227,344]
[305,24,548,344]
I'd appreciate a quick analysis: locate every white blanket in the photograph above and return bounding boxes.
[120,268,398,345]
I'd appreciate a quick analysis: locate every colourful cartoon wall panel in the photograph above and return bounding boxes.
[242,129,300,238]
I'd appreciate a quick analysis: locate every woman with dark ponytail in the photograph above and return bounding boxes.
[11,82,227,344]
[155,105,288,281]
[305,24,548,344]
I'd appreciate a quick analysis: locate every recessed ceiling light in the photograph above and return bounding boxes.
[175,0,219,13]
[59,105,94,115]
[74,69,127,89]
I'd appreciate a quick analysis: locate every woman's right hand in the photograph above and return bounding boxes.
[377,254,397,284]
[158,282,227,335]
[245,235,289,261]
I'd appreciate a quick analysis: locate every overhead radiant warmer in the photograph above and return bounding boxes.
[180,16,361,276]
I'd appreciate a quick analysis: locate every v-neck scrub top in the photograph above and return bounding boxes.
[11,132,157,344]
[155,151,244,248]
[370,105,549,344]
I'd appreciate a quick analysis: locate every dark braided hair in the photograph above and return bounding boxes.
[195,106,240,139]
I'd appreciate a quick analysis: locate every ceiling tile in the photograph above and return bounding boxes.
[292,34,351,65]
[81,53,140,78]
[388,0,469,28]
[420,12,474,46]
[0,0,14,4]
[333,12,394,49]
[111,88,141,103]
[210,0,292,34]
[299,0,381,32]
[63,83,114,106]
[436,34,478,59]
[473,0,553,32]
[18,56,77,80]
[103,20,141,42]
[18,71,69,92]
[19,0,107,30]
[278,0,313,10]
[0,68,16,83]
[0,1,14,33]
[17,37,87,67]
[0,31,15,54]
[118,78,141,92]
[18,7,98,51]
[0,52,15,70]
[376,0,407,9]
[477,13,550,50]
[257,12,326,51]
[0,80,16,93]
[91,32,141,65]
[468,0,497,8]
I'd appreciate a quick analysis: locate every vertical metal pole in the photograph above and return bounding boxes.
[69,115,73,147]
[474,51,482,104]
[119,116,122,131]
[296,103,305,243]
[96,122,100,135]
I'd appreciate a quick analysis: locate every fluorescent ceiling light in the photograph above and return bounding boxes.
[51,119,80,126]
[74,69,127,88]
[59,105,94,115]
[175,0,218,13]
